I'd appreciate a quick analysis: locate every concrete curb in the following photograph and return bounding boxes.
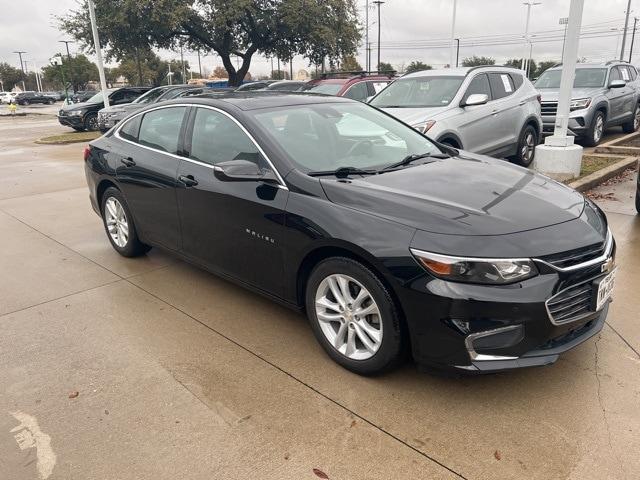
[594,131,640,156]
[568,156,638,192]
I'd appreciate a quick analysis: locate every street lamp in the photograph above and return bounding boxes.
[58,40,73,61]
[449,0,458,68]
[559,17,569,59]
[373,1,384,71]
[521,1,541,71]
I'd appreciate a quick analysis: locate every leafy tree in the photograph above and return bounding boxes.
[212,66,229,79]
[59,0,361,87]
[503,58,522,69]
[42,54,99,92]
[461,56,496,67]
[340,55,362,72]
[503,58,537,79]
[405,61,432,74]
[0,62,23,91]
[377,61,394,73]
[535,60,557,78]
[271,70,289,80]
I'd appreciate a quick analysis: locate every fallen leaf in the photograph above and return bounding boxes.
[284,453,290,460]
[350,420,356,427]
[313,468,329,479]
[494,450,501,461]
[104,409,109,415]
[68,391,79,399]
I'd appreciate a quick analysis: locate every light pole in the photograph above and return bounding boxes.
[521,1,541,71]
[455,38,460,67]
[449,0,458,68]
[365,0,369,72]
[58,40,73,61]
[373,1,384,71]
[559,17,569,59]
[629,17,638,62]
[87,0,109,108]
[621,0,632,60]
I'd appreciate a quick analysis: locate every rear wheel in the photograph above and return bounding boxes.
[100,187,150,257]
[305,257,405,375]
[622,103,640,133]
[511,124,538,167]
[583,110,605,147]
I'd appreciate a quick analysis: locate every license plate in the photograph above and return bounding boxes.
[594,269,616,311]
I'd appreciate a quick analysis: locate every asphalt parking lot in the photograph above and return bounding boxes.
[1,115,639,480]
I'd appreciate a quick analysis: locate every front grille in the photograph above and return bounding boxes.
[541,101,558,116]
[538,241,606,270]
[546,282,594,325]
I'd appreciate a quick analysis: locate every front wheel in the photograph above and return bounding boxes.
[583,110,605,147]
[305,257,405,375]
[511,125,538,167]
[84,113,98,131]
[101,187,150,257]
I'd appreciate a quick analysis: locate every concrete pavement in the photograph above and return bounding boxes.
[1,116,639,480]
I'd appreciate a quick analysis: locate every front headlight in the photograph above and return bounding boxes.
[570,98,591,111]
[410,249,538,285]
[70,110,84,116]
[412,120,436,134]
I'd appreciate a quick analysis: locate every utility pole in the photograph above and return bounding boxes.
[621,0,632,60]
[365,0,369,71]
[58,40,73,61]
[87,0,109,108]
[449,0,457,68]
[559,17,569,59]
[629,17,638,62]
[373,1,384,71]
[455,38,460,67]
[522,1,541,71]
[197,49,202,78]
[13,51,26,91]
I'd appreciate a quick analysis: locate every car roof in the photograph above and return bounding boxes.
[548,63,620,70]
[401,66,525,79]
[163,91,355,111]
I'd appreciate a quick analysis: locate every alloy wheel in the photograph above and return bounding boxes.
[314,274,383,360]
[521,131,535,164]
[634,107,640,131]
[87,115,99,131]
[594,115,604,143]
[104,197,129,248]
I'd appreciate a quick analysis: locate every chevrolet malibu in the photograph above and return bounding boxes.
[84,93,615,374]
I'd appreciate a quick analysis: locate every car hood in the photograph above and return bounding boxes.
[61,101,98,112]
[320,152,585,236]
[380,106,451,126]
[538,87,601,101]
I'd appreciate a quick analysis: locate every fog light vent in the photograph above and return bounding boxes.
[465,325,524,361]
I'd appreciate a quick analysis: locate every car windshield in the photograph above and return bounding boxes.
[250,102,441,172]
[134,88,165,104]
[302,83,344,95]
[86,91,109,103]
[535,68,607,88]
[370,76,465,108]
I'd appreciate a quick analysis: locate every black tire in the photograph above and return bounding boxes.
[510,124,538,167]
[71,126,84,132]
[100,187,151,257]
[622,103,640,133]
[305,257,405,375]
[582,110,605,147]
[84,113,98,131]
[23,99,30,105]
[636,188,640,215]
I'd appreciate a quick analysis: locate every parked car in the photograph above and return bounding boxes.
[84,93,615,375]
[59,87,150,131]
[235,81,278,92]
[0,92,17,104]
[301,71,395,102]
[369,66,542,166]
[263,80,307,92]
[13,91,56,105]
[535,61,640,146]
[98,85,203,131]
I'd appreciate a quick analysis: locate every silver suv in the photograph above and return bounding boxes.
[369,66,542,166]
[535,62,640,146]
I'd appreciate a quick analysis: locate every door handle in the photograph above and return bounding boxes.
[179,174,199,187]
[518,101,526,106]
[121,157,136,167]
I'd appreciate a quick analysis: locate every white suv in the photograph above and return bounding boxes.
[369,66,543,166]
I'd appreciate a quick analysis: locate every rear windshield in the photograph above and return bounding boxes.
[302,83,344,95]
[370,76,464,108]
[133,88,166,104]
[535,68,607,88]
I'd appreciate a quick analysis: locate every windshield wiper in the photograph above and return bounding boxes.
[307,166,378,177]
[379,152,449,172]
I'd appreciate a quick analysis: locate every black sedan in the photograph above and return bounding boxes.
[84,93,616,375]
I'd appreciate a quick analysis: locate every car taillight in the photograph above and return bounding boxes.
[83,145,92,162]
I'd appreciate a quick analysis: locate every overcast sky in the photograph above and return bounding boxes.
[0,0,637,78]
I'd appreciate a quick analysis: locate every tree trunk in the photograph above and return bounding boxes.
[135,49,144,86]
[222,52,253,87]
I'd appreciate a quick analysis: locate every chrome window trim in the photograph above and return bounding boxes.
[114,102,288,190]
[532,228,613,272]
[464,325,520,361]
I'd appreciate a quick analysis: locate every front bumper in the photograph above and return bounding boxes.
[58,114,84,128]
[541,111,592,136]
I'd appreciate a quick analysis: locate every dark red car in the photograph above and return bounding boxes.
[301,71,395,102]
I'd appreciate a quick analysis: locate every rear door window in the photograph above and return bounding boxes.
[343,82,370,101]
[137,106,187,154]
[462,73,491,104]
[369,81,390,95]
[119,115,142,142]
[488,73,515,99]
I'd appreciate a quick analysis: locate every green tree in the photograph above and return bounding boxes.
[405,61,432,74]
[271,70,289,80]
[340,55,362,72]
[42,54,99,92]
[59,0,361,87]
[0,62,23,91]
[503,58,537,79]
[461,55,495,67]
[535,60,557,78]
[377,61,394,73]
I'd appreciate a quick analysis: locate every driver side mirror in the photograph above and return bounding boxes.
[608,79,625,89]
[213,159,279,184]
[461,93,489,107]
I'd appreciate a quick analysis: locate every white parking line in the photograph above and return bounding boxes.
[9,410,57,479]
